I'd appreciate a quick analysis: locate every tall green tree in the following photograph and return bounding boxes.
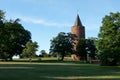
[21,41,38,61]
[98,12,120,66]
[0,10,6,59]
[0,10,31,61]
[76,38,87,61]
[50,32,74,61]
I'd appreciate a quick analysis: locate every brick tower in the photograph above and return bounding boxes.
[71,14,85,39]
[71,14,85,60]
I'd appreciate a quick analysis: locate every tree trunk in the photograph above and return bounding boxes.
[29,56,32,62]
[61,53,65,61]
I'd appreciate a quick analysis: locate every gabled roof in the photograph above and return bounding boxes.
[74,14,83,27]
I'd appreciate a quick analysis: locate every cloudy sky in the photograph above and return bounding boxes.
[0,0,120,54]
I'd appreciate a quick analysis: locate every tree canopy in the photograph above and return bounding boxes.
[50,32,74,61]
[21,41,38,61]
[98,12,120,66]
[0,10,5,20]
[0,10,31,61]
[86,38,97,59]
[40,50,48,57]
[76,38,87,61]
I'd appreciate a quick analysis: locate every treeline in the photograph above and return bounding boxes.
[0,10,120,66]
[50,12,120,66]
[50,32,97,61]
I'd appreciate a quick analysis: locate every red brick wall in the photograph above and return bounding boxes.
[71,26,85,39]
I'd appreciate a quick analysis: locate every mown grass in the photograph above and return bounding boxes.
[0,58,120,80]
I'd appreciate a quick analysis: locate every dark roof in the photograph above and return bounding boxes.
[74,14,83,27]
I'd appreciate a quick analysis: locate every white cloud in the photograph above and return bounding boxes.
[17,16,72,28]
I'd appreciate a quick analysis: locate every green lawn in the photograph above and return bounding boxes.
[0,60,120,80]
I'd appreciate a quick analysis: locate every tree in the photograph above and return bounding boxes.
[86,38,97,60]
[0,10,4,59]
[76,38,87,61]
[40,50,48,57]
[98,12,120,66]
[21,41,38,61]
[50,32,74,61]
[0,10,31,61]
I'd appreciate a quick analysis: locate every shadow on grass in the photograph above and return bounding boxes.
[0,60,120,80]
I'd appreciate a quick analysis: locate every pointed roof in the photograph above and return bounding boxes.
[74,14,83,27]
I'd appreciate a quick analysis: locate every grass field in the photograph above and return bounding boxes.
[0,58,120,80]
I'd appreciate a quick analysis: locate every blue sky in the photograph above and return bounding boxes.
[0,0,120,54]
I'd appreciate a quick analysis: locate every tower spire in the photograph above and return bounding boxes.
[74,14,82,26]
